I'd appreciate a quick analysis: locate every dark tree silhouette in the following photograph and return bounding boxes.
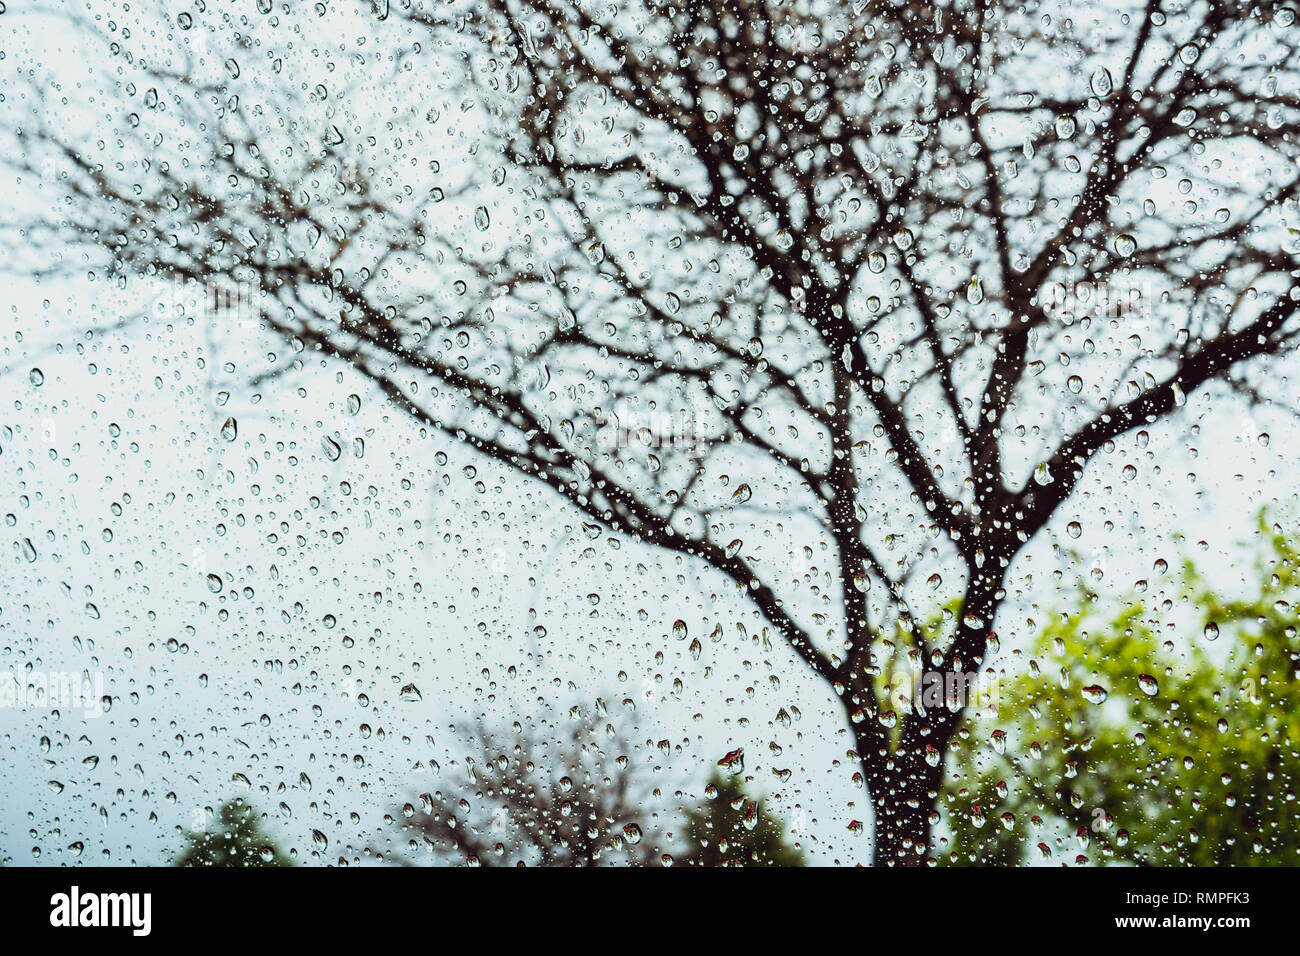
[8,0,1300,863]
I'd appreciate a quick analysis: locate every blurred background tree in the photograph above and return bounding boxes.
[389,719,670,866]
[681,772,806,867]
[175,798,294,867]
[385,718,804,866]
[942,517,1300,866]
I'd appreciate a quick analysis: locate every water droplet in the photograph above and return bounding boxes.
[717,748,744,774]
[1090,67,1113,97]
[1082,684,1109,704]
[220,417,238,442]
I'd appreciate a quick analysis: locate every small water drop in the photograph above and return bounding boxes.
[717,748,744,775]
[1090,67,1113,97]
[1082,684,1109,704]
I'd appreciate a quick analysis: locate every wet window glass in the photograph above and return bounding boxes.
[3,0,1299,871]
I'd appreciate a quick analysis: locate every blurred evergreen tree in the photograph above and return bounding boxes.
[681,772,806,866]
[175,798,294,867]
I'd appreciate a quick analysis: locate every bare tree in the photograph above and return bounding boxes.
[383,719,805,866]
[386,720,670,866]
[7,0,1300,864]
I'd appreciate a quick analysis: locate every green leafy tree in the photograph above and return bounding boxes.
[682,772,806,867]
[943,520,1300,866]
[175,798,294,867]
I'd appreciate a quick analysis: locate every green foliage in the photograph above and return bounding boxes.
[942,518,1300,866]
[175,798,294,867]
[681,772,806,867]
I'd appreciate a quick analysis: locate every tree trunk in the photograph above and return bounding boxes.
[861,740,946,866]
[860,561,1009,866]
[857,733,951,868]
